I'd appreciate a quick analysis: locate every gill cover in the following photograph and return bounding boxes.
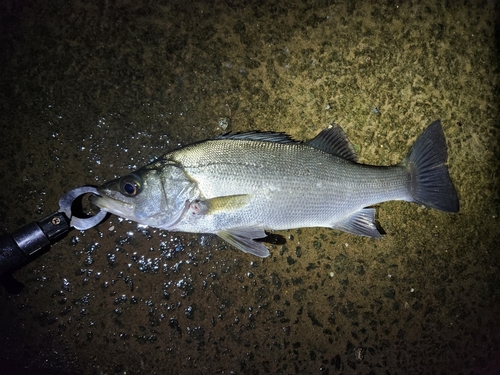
[94,161,198,228]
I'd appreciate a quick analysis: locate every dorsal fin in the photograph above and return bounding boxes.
[215,131,299,144]
[305,124,358,162]
[216,124,358,162]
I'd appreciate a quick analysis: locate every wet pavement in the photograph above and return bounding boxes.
[0,1,499,374]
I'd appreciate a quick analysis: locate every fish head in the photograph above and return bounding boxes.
[91,161,197,228]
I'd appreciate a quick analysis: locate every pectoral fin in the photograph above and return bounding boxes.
[187,194,252,218]
[332,208,382,238]
[205,194,252,213]
[217,227,270,257]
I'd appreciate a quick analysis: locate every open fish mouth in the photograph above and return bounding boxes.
[89,191,134,218]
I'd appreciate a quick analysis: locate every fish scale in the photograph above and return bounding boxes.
[171,139,408,225]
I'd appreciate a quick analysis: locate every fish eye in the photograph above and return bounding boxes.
[120,174,142,197]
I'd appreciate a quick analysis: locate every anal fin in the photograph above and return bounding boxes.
[333,208,382,238]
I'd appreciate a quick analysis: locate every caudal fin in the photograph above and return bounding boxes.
[404,120,459,212]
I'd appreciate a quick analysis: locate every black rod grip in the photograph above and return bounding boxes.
[0,212,71,276]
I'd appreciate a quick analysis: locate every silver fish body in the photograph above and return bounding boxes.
[92,120,459,257]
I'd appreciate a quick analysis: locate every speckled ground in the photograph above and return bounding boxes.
[0,1,499,374]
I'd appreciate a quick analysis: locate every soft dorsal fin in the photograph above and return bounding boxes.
[305,124,358,162]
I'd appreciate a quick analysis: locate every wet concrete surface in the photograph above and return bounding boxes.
[0,0,499,374]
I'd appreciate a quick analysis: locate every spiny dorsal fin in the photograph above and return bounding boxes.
[215,131,299,144]
[305,123,358,162]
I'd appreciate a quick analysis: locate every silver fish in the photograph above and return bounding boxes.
[91,120,459,257]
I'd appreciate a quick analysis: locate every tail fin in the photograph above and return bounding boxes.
[404,120,459,212]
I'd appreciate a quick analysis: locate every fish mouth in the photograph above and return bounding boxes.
[90,191,134,218]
